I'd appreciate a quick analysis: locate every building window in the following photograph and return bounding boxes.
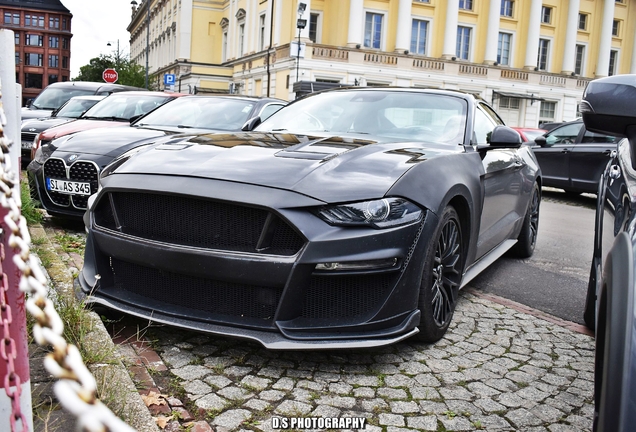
[575,44,585,75]
[497,32,511,65]
[24,53,43,66]
[24,73,43,89]
[456,26,471,60]
[62,76,68,82]
[612,20,620,36]
[49,16,60,29]
[25,14,44,27]
[4,12,19,25]
[49,36,59,48]
[25,34,43,46]
[459,0,473,10]
[540,101,556,120]
[48,55,59,68]
[499,97,520,109]
[309,13,319,43]
[537,38,550,70]
[541,7,552,24]
[578,13,587,30]
[222,31,228,62]
[238,23,245,55]
[364,12,383,49]
[15,52,19,65]
[258,14,266,51]
[48,74,58,85]
[609,50,618,76]
[501,0,514,17]
[14,33,19,45]
[62,18,68,30]
[62,56,68,68]
[62,38,69,49]
[411,19,428,55]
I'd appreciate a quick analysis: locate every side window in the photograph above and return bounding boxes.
[581,129,619,144]
[473,108,497,145]
[545,123,583,145]
[259,104,285,121]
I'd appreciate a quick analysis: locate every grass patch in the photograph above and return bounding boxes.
[20,179,43,225]
[53,232,85,254]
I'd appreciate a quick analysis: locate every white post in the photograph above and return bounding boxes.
[631,22,636,73]
[483,0,501,64]
[0,28,32,432]
[524,0,542,70]
[596,0,615,77]
[347,0,364,48]
[395,0,412,53]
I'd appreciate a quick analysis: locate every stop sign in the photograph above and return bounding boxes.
[102,68,118,83]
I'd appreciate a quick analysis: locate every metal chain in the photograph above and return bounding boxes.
[0,80,135,431]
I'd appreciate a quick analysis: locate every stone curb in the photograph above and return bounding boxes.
[28,223,159,432]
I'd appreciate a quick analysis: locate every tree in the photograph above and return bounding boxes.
[74,54,146,88]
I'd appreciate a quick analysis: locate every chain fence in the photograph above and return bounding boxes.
[0,79,136,431]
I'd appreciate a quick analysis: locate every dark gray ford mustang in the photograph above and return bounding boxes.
[77,88,542,349]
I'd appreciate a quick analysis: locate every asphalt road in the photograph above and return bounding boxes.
[467,187,597,325]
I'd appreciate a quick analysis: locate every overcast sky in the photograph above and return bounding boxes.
[61,0,134,78]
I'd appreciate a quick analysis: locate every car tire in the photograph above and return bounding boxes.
[414,205,464,343]
[512,182,541,258]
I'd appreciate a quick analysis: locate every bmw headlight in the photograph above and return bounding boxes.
[317,198,423,228]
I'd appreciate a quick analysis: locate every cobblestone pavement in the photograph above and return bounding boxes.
[109,292,595,432]
[35,215,596,432]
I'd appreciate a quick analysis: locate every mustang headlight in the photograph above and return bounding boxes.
[317,198,423,228]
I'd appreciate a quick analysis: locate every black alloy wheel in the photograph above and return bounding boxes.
[512,182,540,258]
[415,206,464,343]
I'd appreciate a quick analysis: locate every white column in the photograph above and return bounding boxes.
[347,0,364,47]
[273,0,283,46]
[561,0,580,74]
[631,23,636,73]
[178,0,192,60]
[442,0,459,59]
[395,0,412,53]
[299,0,312,40]
[264,0,273,49]
[524,0,542,70]
[596,0,615,77]
[483,0,501,64]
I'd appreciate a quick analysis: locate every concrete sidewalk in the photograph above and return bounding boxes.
[30,219,595,431]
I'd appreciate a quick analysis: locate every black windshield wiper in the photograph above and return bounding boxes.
[271,128,287,131]
[177,125,195,128]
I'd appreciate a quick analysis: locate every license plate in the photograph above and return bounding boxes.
[46,178,91,196]
[21,140,32,150]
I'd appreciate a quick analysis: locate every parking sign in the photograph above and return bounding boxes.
[164,74,176,85]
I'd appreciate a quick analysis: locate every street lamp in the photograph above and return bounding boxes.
[295,2,307,85]
[131,0,150,89]
[106,40,120,68]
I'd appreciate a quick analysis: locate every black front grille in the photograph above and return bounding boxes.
[301,274,394,319]
[111,258,282,324]
[43,159,69,206]
[21,132,36,143]
[95,192,304,255]
[42,159,98,209]
[69,162,98,208]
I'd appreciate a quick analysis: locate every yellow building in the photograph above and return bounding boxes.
[128,0,636,127]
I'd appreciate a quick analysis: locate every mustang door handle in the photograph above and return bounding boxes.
[609,164,621,180]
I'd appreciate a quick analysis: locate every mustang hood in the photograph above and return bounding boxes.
[113,132,458,202]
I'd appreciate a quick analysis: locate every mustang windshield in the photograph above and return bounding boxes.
[257,90,468,145]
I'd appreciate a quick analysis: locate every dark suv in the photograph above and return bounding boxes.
[21,81,146,121]
[532,119,619,194]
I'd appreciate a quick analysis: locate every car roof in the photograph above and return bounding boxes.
[44,81,146,92]
[180,94,286,103]
[66,95,108,101]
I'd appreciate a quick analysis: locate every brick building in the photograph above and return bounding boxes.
[0,0,72,105]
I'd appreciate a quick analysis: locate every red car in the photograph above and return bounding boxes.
[512,127,547,143]
[31,91,183,160]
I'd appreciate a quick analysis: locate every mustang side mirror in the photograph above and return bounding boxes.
[479,125,522,150]
[534,135,547,147]
[581,74,636,168]
[242,116,262,131]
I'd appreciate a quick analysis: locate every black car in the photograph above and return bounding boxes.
[21,81,145,121]
[20,95,106,165]
[532,119,619,194]
[580,74,636,432]
[27,95,286,219]
[76,87,542,349]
